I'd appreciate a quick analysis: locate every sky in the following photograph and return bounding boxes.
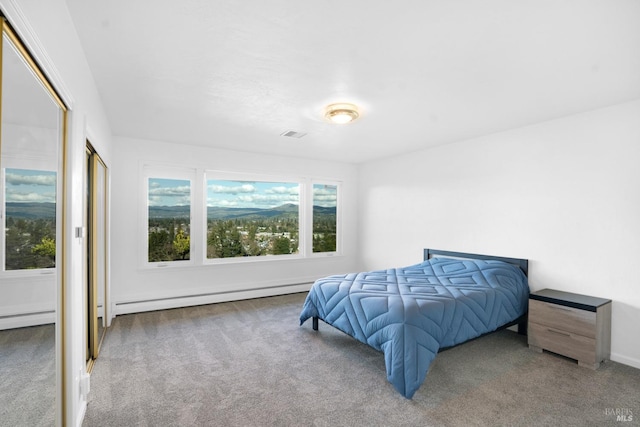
[5,168,57,203]
[207,180,299,209]
[148,178,191,207]
[312,184,338,208]
[148,178,337,209]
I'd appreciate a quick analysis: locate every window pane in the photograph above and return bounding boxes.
[148,178,191,262]
[206,179,299,258]
[4,168,57,270]
[312,184,337,253]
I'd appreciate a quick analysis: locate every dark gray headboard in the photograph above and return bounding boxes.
[424,248,529,277]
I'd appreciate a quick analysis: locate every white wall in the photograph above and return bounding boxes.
[111,136,359,312]
[3,3,637,426]
[358,99,640,369]
[0,1,113,426]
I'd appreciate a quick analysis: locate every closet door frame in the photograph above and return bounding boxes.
[0,16,69,427]
[85,142,108,372]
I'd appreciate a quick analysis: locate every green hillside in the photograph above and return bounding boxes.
[6,202,56,219]
[149,203,336,220]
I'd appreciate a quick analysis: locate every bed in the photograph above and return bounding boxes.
[299,249,529,398]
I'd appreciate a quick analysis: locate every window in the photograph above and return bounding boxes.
[312,183,338,253]
[142,167,341,267]
[3,168,57,270]
[206,178,299,259]
[147,177,191,262]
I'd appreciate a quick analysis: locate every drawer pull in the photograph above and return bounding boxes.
[547,329,571,337]
[548,305,573,312]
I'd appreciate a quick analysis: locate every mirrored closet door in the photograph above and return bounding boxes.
[0,17,67,426]
[85,143,108,370]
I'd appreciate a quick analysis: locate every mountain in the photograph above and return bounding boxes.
[6,202,335,221]
[6,202,56,219]
[148,205,190,218]
[148,203,335,220]
[208,203,299,220]
[313,205,337,218]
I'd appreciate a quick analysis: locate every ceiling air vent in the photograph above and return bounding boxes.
[281,130,307,139]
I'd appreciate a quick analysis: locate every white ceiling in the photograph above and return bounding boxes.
[65,0,640,164]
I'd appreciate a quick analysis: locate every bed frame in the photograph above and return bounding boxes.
[312,248,530,336]
[423,248,529,277]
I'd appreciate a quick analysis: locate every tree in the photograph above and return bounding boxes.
[149,229,171,261]
[313,216,337,252]
[208,220,246,258]
[173,228,190,260]
[31,236,56,268]
[272,236,291,255]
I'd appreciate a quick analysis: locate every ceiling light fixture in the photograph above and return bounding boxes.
[324,103,360,124]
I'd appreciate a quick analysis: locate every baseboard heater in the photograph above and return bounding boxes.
[0,310,55,330]
[114,282,312,316]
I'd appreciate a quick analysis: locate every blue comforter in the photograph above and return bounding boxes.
[299,258,529,398]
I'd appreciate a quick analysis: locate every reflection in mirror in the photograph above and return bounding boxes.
[85,148,108,370]
[95,156,108,354]
[0,21,65,426]
[5,168,56,269]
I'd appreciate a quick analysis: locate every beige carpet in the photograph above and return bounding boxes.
[0,324,56,427]
[83,293,640,426]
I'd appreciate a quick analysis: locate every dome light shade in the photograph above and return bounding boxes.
[324,103,359,124]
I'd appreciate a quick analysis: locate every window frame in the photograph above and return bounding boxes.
[140,166,343,268]
[142,165,196,269]
[310,180,341,257]
[202,170,306,265]
[1,156,59,277]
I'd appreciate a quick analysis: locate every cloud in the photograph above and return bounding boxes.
[265,186,299,195]
[208,183,256,195]
[207,181,299,208]
[6,172,56,186]
[253,193,297,203]
[313,185,337,207]
[6,189,56,203]
[148,185,190,197]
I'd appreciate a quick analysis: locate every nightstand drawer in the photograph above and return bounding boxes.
[528,322,596,364]
[529,299,596,339]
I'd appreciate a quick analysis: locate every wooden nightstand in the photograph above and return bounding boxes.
[528,289,611,369]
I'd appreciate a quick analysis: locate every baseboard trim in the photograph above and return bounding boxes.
[114,282,312,316]
[0,311,55,330]
[610,352,640,370]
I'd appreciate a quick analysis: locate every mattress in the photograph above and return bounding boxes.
[299,257,529,398]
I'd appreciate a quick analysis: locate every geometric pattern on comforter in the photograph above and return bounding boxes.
[299,258,529,398]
